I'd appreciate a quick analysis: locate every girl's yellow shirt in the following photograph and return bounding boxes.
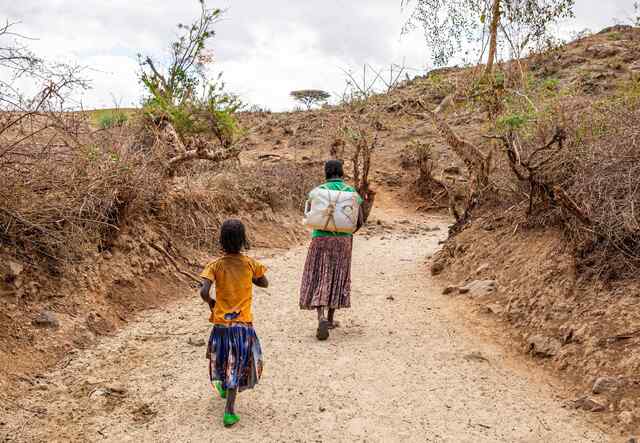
[200,254,267,324]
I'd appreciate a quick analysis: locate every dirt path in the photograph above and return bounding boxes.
[1,211,611,442]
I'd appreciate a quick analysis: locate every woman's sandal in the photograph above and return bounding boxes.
[327,320,340,330]
[214,381,227,399]
[316,319,330,341]
[223,412,240,427]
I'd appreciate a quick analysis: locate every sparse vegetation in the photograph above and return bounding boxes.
[3,3,640,435]
[138,0,244,173]
[97,110,129,129]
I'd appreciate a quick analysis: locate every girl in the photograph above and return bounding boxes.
[199,219,269,427]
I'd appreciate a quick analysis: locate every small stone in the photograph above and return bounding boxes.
[187,337,206,347]
[619,411,635,425]
[442,286,458,295]
[8,261,24,277]
[431,261,445,276]
[592,376,619,395]
[527,335,561,358]
[319,406,326,412]
[386,295,395,301]
[573,396,606,412]
[89,388,110,399]
[626,436,638,443]
[32,311,60,329]
[484,303,504,315]
[459,280,497,297]
[443,166,461,175]
[107,384,127,395]
[463,351,489,363]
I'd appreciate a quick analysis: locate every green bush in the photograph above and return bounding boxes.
[497,112,530,131]
[98,111,128,129]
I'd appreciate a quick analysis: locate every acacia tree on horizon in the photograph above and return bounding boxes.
[290,89,331,110]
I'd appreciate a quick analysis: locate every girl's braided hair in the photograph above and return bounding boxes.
[219,219,249,254]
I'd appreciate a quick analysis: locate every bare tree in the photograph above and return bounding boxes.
[340,63,409,103]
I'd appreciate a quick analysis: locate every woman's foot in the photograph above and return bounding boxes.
[214,381,227,399]
[327,320,340,330]
[223,412,240,427]
[316,319,330,341]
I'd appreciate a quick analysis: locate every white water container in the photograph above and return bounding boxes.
[303,188,360,233]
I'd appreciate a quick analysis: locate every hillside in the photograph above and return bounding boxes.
[237,25,640,435]
[1,24,640,439]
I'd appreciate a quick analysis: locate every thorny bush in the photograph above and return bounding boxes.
[493,85,640,280]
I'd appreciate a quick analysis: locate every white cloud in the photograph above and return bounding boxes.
[2,0,636,111]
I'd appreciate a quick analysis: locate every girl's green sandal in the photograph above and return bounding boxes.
[223,412,240,427]
[214,381,227,399]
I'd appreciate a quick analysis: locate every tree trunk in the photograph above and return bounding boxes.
[485,0,502,77]
[413,95,492,226]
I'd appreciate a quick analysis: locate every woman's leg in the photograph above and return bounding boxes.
[327,308,340,329]
[316,306,329,340]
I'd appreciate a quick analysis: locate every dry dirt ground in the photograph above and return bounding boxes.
[0,206,613,442]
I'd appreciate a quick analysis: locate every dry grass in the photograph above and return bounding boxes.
[0,116,164,269]
[564,96,640,279]
[489,83,640,280]
[0,107,318,272]
[157,161,320,251]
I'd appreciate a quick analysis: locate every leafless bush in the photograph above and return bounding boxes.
[160,162,320,250]
[409,141,448,209]
[0,125,164,267]
[493,93,640,280]
[337,102,380,222]
[563,99,640,279]
[0,23,164,268]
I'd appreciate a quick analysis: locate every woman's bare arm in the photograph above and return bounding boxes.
[354,205,365,233]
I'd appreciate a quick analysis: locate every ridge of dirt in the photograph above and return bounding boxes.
[430,211,640,437]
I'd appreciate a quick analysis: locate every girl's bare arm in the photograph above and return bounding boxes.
[199,278,215,308]
[252,276,269,288]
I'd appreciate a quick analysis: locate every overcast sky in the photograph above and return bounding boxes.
[3,1,637,110]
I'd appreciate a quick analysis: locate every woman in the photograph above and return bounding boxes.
[299,160,364,340]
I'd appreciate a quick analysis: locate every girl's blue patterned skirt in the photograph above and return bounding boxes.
[207,323,263,391]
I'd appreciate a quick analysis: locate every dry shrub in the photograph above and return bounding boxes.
[413,141,445,198]
[564,98,640,279]
[0,119,164,268]
[494,92,640,280]
[159,161,320,250]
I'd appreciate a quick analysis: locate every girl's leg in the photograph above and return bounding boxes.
[316,306,326,321]
[223,388,240,427]
[225,388,237,415]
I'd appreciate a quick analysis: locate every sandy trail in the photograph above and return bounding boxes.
[1,210,610,442]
